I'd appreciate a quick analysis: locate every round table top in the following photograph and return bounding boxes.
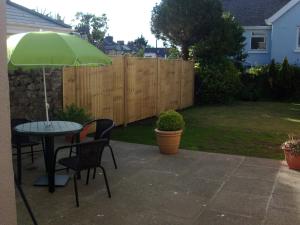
[14,121,83,136]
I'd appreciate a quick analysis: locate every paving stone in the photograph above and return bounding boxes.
[195,209,263,225]
[233,164,279,181]
[208,191,269,219]
[243,157,283,168]
[263,207,300,225]
[270,192,300,213]
[222,176,274,196]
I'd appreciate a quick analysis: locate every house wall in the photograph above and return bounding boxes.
[0,0,17,224]
[243,27,272,66]
[271,1,300,65]
[6,2,71,35]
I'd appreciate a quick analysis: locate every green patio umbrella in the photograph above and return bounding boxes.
[7,31,111,123]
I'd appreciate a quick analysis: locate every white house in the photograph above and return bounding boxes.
[223,0,300,66]
[6,0,72,36]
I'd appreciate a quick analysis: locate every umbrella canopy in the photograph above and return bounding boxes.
[7,31,111,123]
[7,31,111,67]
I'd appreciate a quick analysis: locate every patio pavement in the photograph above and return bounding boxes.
[15,138,300,225]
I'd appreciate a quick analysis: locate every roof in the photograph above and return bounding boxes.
[6,0,71,29]
[103,36,133,52]
[222,0,292,26]
[144,48,168,58]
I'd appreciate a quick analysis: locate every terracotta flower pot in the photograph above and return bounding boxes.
[155,129,183,154]
[65,124,92,143]
[284,149,300,170]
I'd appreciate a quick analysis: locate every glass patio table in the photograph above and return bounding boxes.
[14,121,82,193]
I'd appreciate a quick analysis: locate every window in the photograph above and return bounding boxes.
[251,32,266,50]
[297,27,300,49]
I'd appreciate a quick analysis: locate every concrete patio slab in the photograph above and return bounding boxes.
[14,139,300,225]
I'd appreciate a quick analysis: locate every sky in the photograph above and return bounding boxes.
[13,0,164,47]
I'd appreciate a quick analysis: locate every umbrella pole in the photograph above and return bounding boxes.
[42,67,50,124]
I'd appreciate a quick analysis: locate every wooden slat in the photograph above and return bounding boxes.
[63,56,194,126]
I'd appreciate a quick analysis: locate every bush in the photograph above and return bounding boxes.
[239,65,270,101]
[239,58,300,101]
[156,110,185,131]
[56,104,92,125]
[198,59,241,104]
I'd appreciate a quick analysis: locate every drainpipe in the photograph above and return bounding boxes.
[0,0,17,224]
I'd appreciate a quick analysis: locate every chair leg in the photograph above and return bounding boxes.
[66,146,74,173]
[30,145,34,163]
[86,169,90,185]
[73,174,79,207]
[93,168,96,179]
[108,145,117,169]
[99,165,111,198]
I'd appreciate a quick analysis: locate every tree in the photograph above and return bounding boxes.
[191,13,246,65]
[128,35,149,50]
[151,0,223,60]
[74,12,108,49]
[133,35,148,49]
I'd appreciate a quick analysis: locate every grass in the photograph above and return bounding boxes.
[112,102,300,160]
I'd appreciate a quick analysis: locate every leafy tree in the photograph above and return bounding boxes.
[133,35,148,49]
[151,0,223,60]
[74,12,108,49]
[128,35,149,51]
[191,13,246,65]
[168,46,180,59]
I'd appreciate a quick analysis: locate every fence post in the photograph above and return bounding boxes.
[179,59,183,109]
[156,57,160,116]
[123,55,128,127]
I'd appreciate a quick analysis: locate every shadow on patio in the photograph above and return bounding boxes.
[15,139,300,225]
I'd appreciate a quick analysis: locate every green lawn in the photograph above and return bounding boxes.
[112,102,300,160]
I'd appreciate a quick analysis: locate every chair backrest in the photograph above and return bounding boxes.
[11,118,31,144]
[93,119,115,141]
[77,139,106,169]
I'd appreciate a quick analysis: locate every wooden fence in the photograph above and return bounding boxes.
[63,56,194,126]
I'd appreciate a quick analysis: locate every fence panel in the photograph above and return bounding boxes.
[181,60,194,109]
[126,57,157,123]
[157,59,182,113]
[63,56,194,126]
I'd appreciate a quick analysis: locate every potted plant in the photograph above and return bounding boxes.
[155,110,185,154]
[56,104,92,142]
[281,136,300,170]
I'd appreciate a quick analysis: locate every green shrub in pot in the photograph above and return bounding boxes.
[155,110,185,154]
[156,110,185,131]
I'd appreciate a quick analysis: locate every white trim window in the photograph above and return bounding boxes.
[297,27,300,49]
[250,31,267,51]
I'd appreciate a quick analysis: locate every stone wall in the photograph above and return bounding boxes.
[9,69,63,121]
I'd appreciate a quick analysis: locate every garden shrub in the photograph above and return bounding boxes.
[239,65,270,101]
[198,59,241,104]
[56,104,92,125]
[239,58,300,101]
[156,110,185,131]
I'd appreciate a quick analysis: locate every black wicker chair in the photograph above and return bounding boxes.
[11,118,44,163]
[55,139,111,207]
[69,119,117,169]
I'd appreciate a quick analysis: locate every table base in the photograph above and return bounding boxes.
[34,175,70,187]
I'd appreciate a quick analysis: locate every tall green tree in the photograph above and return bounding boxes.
[151,0,223,60]
[191,13,246,64]
[74,12,108,49]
